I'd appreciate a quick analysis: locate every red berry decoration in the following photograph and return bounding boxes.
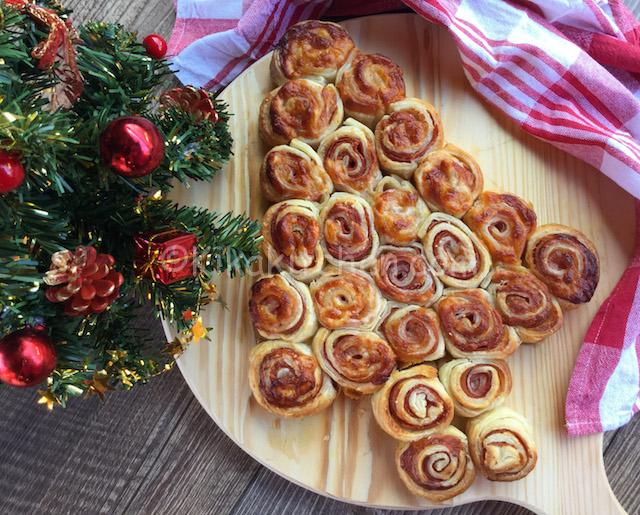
[0,327,57,387]
[44,246,124,317]
[143,33,167,59]
[0,149,25,193]
[100,116,165,178]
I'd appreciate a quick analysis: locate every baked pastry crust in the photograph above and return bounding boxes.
[249,272,317,341]
[248,340,336,417]
[260,139,333,203]
[414,144,483,218]
[259,79,344,148]
[371,175,429,245]
[464,191,537,265]
[439,358,512,417]
[435,289,521,359]
[262,199,324,283]
[317,118,381,194]
[371,364,454,441]
[312,328,396,398]
[309,266,386,331]
[396,426,476,502]
[375,98,444,179]
[271,20,356,85]
[524,224,600,309]
[486,265,563,343]
[336,51,405,128]
[466,406,538,481]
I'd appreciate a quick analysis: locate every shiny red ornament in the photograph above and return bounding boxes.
[160,86,219,123]
[143,33,167,59]
[44,246,124,316]
[100,116,165,178]
[0,149,25,193]
[134,230,197,285]
[0,327,57,387]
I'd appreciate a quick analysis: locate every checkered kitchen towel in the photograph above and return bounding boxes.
[169,0,640,436]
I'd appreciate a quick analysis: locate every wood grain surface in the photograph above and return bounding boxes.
[0,2,639,515]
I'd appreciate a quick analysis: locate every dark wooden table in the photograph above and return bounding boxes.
[2,1,640,514]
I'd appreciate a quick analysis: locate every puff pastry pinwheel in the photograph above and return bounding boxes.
[262,200,324,283]
[486,265,563,343]
[435,289,521,359]
[249,273,317,341]
[317,118,381,194]
[524,224,600,309]
[421,212,492,289]
[270,20,356,85]
[467,407,538,482]
[259,79,344,148]
[371,364,454,441]
[312,328,396,398]
[414,144,483,218]
[336,51,406,128]
[439,359,512,418]
[373,244,443,306]
[396,426,476,502]
[310,266,386,331]
[260,139,333,203]
[319,192,379,269]
[379,304,445,365]
[464,191,537,265]
[375,98,444,179]
[248,340,336,417]
[371,175,429,245]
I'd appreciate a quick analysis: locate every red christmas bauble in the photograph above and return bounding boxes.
[0,149,25,193]
[100,116,165,178]
[143,34,167,59]
[0,327,57,387]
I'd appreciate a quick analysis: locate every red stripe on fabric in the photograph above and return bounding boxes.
[168,18,238,56]
[585,0,618,36]
[589,34,640,74]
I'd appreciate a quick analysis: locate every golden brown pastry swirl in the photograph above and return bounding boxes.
[371,364,454,441]
[396,426,476,502]
[435,289,520,359]
[486,265,563,343]
[312,328,396,398]
[524,224,600,309]
[270,20,356,85]
[259,79,344,148]
[248,340,336,417]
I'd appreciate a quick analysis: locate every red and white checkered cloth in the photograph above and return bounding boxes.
[169,0,640,436]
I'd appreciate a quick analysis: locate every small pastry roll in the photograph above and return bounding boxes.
[421,212,492,289]
[248,340,336,418]
[464,192,537,265]
[319,192,379,269]
[260,139,333,203]
[317,118,381,194]
[310,266,386,331]
[262,200,324,283]
[249,273,317,341]
[312,328,396,398]
[371,175,430,245]
[396,426,476,502]
[371,364,454,441]
[414,144,483,218]
[435,289,521,359]
[379,304,445,364]
[439,359,512,418]
[270,20,356,85]
[373,244,443,306]
[524,224,600,309]
[336,52,406,128]
[467,407,538,482]
[259,79,344,148]
[375,98,444,179]
[486,265,563,343]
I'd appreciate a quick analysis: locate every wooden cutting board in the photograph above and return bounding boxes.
[164,14,634,513]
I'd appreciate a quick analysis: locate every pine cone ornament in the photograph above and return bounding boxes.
[44,246,124,316]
